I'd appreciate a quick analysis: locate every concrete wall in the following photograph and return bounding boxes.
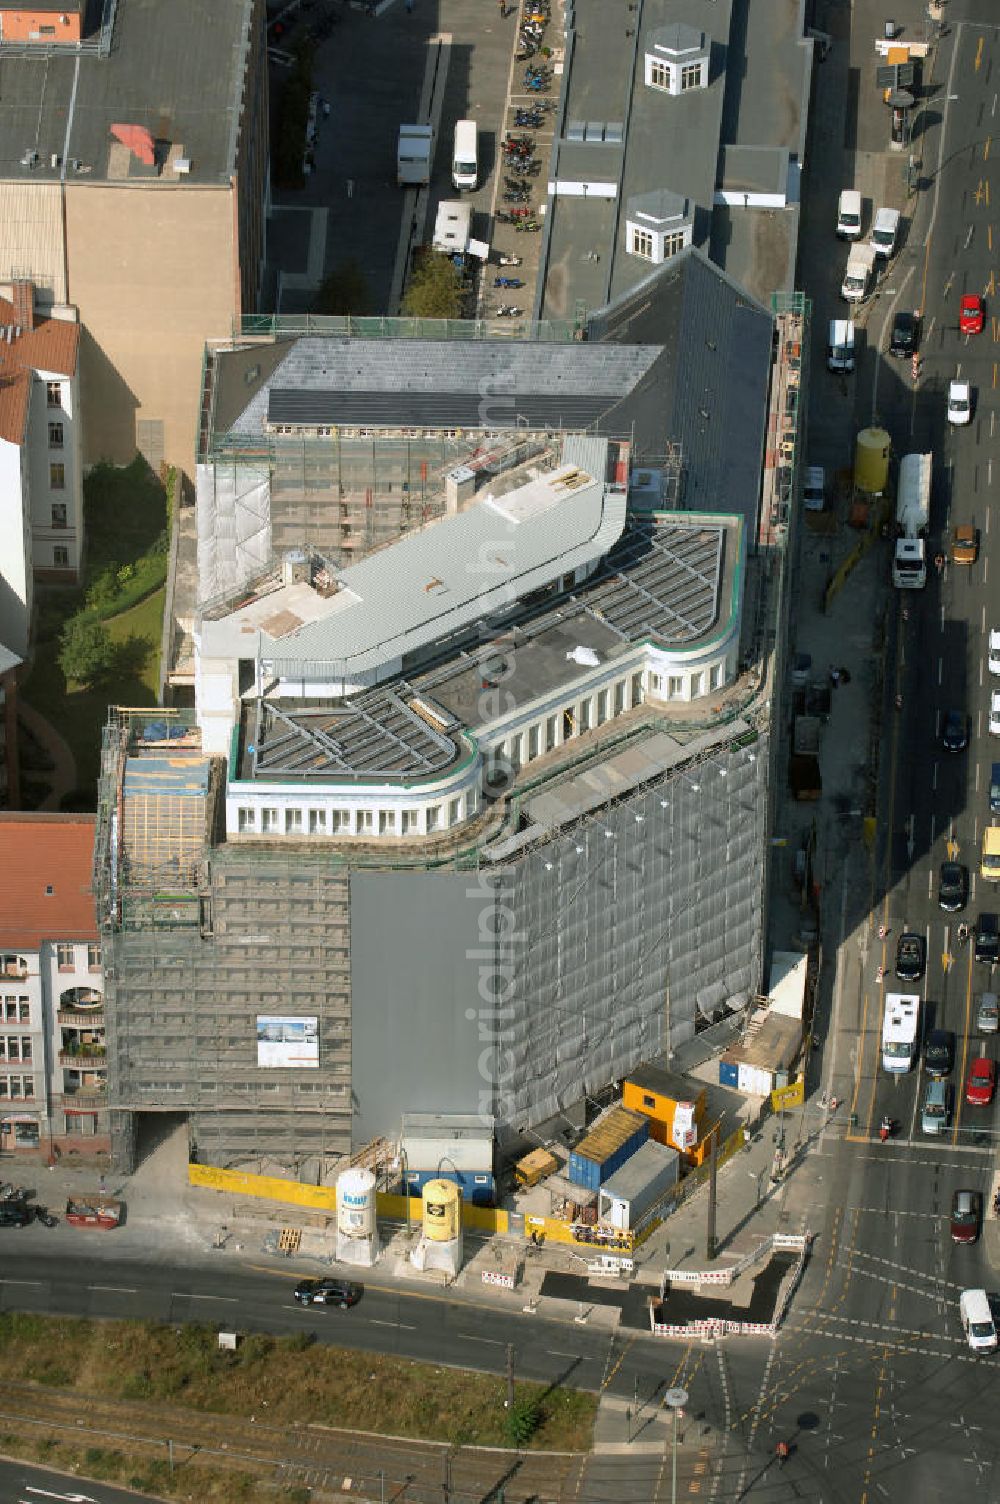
[64,184,239,473]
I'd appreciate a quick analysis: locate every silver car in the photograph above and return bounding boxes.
[977,992,999,1034]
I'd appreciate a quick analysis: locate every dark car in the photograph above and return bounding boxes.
[942,711,969,753]
[0,1201,31,1228]
[896,931,927,982]
[293,1278,363,1309]
[976,913,1000,966]
[951,1189,982,1244]
[890,309,918,357]
[924,1027,955,1078]
[938,862,969,913]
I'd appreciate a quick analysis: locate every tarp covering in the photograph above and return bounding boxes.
[111,123,156,165]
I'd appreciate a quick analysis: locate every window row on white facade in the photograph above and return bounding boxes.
[0,1074,36,1099]
[235,786,480,838]
[228,643,732,842]
[56,942,101,971]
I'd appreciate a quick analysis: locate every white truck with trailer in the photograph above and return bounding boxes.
[882,993,920,1074]
[397,124,433,186]
[892,451,931,589]
[841,243,876,302]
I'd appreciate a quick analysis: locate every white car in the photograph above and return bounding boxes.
[991,692,1000,735]
[948,379,972,425]
[990,630,1000,675]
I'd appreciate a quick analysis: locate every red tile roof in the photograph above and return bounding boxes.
[0,814,97,951]
[0,291,79,445]
[0,369,30,446]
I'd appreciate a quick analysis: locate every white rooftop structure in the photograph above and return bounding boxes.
[199,452,626,695]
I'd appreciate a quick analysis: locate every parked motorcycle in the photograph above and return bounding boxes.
[498,254,522,266]
[494,305,522,318]
[494,276,525,288]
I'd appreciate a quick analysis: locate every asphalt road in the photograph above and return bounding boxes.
[0,1458,152,1504]
[683,7,1000,1501]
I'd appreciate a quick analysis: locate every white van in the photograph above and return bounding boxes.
[871,206,900,258]
[827,318,855,372]
[803,466,826,512]
[836,189,862,239]
[960,1288,997,1351]
[451,119,478,191]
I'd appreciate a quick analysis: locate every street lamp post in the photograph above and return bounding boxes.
[665,1386,688,1504]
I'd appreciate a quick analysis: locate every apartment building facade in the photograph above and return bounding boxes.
[0,281,82,654]
[0,814,106,1156]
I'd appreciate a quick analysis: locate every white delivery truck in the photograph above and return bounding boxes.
[397,124,433,186]
[841,243,875,302]
[451,119,478,190]
[836,189,862,239]
[871,206,900,259]
[432,199,472,256]
[882,993,920,1074]
[892,451,931,589]
[827,318,855,372]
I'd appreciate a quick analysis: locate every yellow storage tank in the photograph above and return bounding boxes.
[854,427,891,496]
[421,1178,461,1242]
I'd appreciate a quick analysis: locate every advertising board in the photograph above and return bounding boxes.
[256,1015,319,1068]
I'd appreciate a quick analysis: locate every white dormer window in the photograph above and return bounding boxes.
[632,229,655,261]
[625,191,693,266]
[645,25,709,97]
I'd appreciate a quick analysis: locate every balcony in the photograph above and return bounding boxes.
[62,1089,106,1108]
[59,1049,106,1068]
[58,1008,105,1026]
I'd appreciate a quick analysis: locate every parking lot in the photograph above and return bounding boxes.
[265,0,560,318]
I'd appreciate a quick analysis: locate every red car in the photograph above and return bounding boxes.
[965,1054,996,1106]
[960,293,985,335]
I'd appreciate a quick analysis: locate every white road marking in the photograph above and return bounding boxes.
[370,1319,417,1330]
[87,1285,138,1295]
[176,1292,238,1303]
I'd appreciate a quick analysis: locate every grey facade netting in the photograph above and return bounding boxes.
[484,734,765,1135]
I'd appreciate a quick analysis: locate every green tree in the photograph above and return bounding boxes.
[313,258,371,316]
[57,616,115,688]
[504,1395,541,1447]
[401,251,466,319]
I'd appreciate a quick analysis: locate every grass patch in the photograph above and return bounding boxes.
[22,586,163,800]
[0,1313,596,1451]
[21,456,170,803]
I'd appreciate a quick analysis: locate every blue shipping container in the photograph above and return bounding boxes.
[719,1059,740,1088]
[568,1117,649,1192]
